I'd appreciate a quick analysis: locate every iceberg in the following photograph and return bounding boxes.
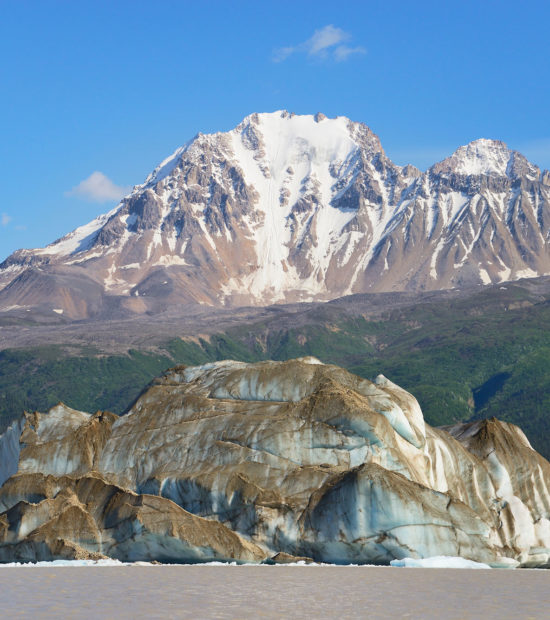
[390,556,491,569]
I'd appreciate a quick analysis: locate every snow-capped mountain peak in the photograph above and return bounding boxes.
[1,112,549,319]
[450,139,512,176]
[432,138,540,179]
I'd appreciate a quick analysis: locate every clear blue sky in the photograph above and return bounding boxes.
[1,0,550,259]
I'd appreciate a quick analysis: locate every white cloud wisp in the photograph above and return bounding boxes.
[273,25,366,63]
[67,171,131,203]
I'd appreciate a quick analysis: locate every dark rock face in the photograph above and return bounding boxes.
[1,112,549,319]
[126,191,163,233]
[1,358,549,566]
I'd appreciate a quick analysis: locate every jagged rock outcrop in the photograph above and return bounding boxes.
[1,112,549,318]
[1,358,550,566]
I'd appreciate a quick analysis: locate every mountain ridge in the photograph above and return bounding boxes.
[1,110,549,319]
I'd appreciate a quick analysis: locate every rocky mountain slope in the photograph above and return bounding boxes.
[1,111,549,319]
[1,358,549,566]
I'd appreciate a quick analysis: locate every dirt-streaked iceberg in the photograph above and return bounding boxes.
[1,358,549,566]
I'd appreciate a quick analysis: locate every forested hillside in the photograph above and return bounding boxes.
[2,281,550,457]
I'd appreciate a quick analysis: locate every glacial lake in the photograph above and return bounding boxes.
[1,564,549,619]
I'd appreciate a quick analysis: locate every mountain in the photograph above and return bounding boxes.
[1,111,550,319]
[1,358,549,566]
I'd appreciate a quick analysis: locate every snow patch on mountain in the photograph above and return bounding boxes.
[224,112,362,300]
[38,205,123,257]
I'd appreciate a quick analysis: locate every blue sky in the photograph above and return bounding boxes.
[1,0,550,259]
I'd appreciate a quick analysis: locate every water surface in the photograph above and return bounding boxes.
[1,565,549,619]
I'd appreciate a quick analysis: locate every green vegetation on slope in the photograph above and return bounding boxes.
[0,347,175,427]
[2,286,550,458]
